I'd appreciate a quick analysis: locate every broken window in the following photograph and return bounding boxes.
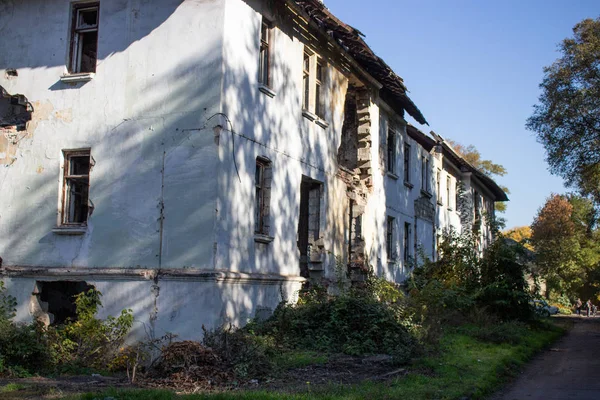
[403,143,410,183]
[298,177,323,278]
[387,128,396,174]
[35,281,94,325]
[69,3,99,73]
[386,216,395,260]
[254,157,272,235]
[258,18,272,87]
[337,85,358,169]
[62,149,91,225]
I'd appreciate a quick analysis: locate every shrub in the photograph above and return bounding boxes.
[48,288,134,372]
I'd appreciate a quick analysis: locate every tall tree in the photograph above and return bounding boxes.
[447,139,509,213]
[526,18,600,205]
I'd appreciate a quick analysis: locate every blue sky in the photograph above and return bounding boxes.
[324,0,599,229]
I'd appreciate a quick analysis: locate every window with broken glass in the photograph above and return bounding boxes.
[69,3,99,73]
[404,143,411,183]
[258,18,272,87]
[62,150,91,225]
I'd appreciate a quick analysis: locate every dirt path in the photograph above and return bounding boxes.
[492,315,600,400]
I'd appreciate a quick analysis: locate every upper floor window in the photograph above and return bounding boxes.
[69,3,99,73]
[62,149,91,225]
[258,18,272,87]
[302,49,327,120]
[387,129,396,174]
[421,154,430,192]
[403,143,411,183]
[403,222,411,263]
[447,176,452,209]
[436,170,442,204]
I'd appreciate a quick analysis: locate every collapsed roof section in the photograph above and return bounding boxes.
[408,125,509,202]
[291,0,428,126]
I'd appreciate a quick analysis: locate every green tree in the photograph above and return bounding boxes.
[447,140,509,213]
[526,18,600,206]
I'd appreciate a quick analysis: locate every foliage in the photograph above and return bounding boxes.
[0,281,17,321]
[408,229,533,324]
[526,17,600,205]
[531,193,600,299]
[503,226,533,250]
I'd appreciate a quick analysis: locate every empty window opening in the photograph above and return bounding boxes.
[436,170,442,203]
[62,149,91,225]
[258,18,272,87]
[69,3,99,73]
[297,177,322,278]
[337,84,358,169]
[421,155,430,192]
[37,281,94,325]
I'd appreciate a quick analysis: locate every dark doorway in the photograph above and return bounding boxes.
[297,177,322,278]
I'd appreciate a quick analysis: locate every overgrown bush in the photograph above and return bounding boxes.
[48,288,134,372]
[0,283,133,376]
[407,229,534,327]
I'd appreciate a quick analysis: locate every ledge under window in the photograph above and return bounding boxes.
[404,181,414,189]
[258,84,276,98]
[52,226,87,235]
[302,109,317,121]
[60,73,95,83]
[387,172,399,180]
[254,233,274,244]
[315,119,329,129]
[437,200,444,206]
[421,190,433,199]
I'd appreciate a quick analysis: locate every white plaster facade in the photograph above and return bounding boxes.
[0,0,507,340]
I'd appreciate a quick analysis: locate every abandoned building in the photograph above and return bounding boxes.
[0,0,507,340]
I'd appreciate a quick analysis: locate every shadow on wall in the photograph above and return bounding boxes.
[0,0,186,70]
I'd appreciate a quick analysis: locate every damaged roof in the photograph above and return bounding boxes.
[409,125,509,202]
[291,0,428,125]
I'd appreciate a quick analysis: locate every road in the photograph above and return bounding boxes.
[493,315,600,400]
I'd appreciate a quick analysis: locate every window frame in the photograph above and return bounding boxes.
[403,222,411,263]
[387,128,396,174]
[386,216,395,261]
[447,176,452,209]
[258,18,272,88]
[254,157,272,236]
[61,149,91,226]
[69,2,100,74]
[421,154,430,193]
[315,58,324,118]
[302,50,311,111]
[403,143,411,183]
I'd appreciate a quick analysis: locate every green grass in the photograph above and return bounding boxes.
[272,350,328,370]
[69,322,564,400]
[0,383,26,393]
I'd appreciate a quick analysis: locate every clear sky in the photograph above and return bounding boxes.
[323,0,599,229]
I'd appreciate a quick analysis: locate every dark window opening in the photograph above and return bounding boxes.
[297,177,322,278]
[63,150,91,225]
[69,4,99,73]
[403,144,410,183]
[38,281,94,325]
[254,158,272,235]
[404,222,411,262]
[337,84,358,169]
[387,129,396,173]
